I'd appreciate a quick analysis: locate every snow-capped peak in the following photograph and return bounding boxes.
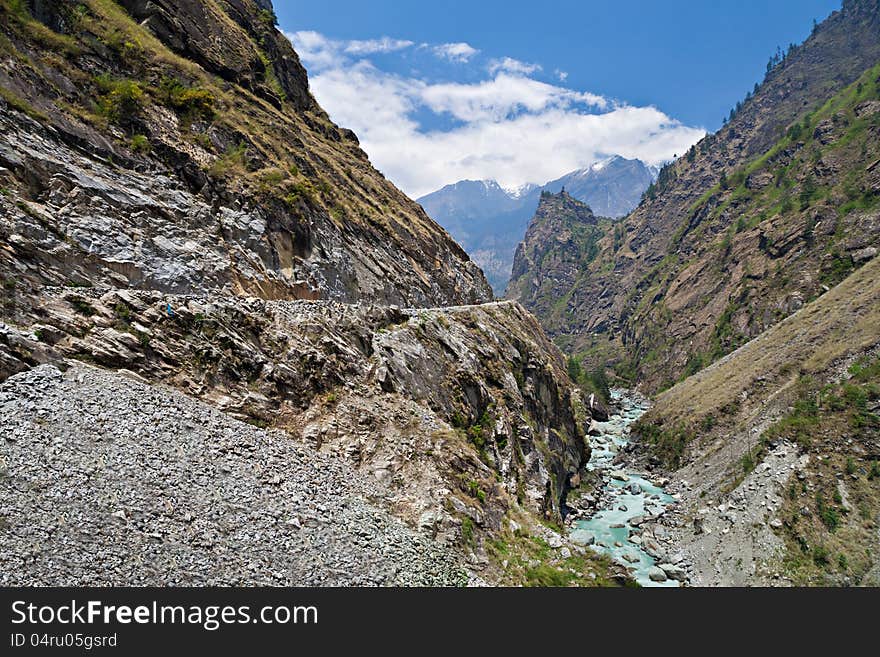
[503,182,540,199]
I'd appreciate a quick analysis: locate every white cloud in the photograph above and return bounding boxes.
[488,57,542,76]
[432,42,479,63]
[555,69,568,82]
[420,74,606,122]
[344,37,414,55]
[287,31,414,69]
[287,30,706,198]
[288,30,344,70]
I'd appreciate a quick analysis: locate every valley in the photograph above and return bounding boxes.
[1,0,878,589]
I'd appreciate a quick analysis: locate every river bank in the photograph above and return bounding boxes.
[566,390,691,586]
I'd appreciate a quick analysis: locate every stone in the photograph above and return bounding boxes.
[658,563,687,582]
[546,533,564,549]
[852,246,877,263]
[609,470,628,482]
[769,518,783,529]
[570,530,595,546]
[647,566,668,582]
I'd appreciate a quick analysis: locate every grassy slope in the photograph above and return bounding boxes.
[0,0,484,302]
[633,257,880,584]
[639,255,880,442]
[625,61,880,390]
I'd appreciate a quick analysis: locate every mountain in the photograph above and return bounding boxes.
[506,0,880,390]
[507,190,609,326]
[544,156,658,217]
[0,0,617,587]
[506,0,880,585]
[0,0,490,308]
[418,156,655,293]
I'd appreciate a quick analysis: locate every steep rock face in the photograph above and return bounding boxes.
[0,0,491,308]
[504,1,880,386]
[0,291,592,563]
[507,191,609,337]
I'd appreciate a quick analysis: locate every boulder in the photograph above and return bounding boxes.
[852,246,877,263]
[658,563,687,582]
[568,529,596,545]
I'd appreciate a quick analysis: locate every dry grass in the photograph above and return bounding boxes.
[648,255,880,428]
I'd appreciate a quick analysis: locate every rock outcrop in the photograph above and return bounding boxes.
[504,1,880,389]
[507,190,607,347]
[0,0,491,309]
[0,0,609,585]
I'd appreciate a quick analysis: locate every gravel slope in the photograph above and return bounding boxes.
[0,363,464,586]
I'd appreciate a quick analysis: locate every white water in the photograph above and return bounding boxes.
[572,390,680,587]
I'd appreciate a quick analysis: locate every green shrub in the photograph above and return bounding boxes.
[69,296,96,316]
[209,143,248,177]
[460,516,474,545]
[632,419,692,468]
[157,76,216,122]
[816,493,840,531]
[700,414,716,432]
[765,394,819,446]
[524,563,571,587]
[129,134,150,154]
[95,75,143,126]
[113,302,131,321]
[566,355,582,383]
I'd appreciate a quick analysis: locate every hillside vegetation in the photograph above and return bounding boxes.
[0,0,490,311]
[505,0,880,393]
[633,256,880,584]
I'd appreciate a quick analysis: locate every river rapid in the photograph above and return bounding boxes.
[570,390,684,587]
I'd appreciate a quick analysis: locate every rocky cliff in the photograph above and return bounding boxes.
[0,0,491,309]
[507,190,608,332]
[0,0,613,586]
[504,0,880,388]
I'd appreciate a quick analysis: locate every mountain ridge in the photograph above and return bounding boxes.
[419,156,656,293]
[504,0,880,390]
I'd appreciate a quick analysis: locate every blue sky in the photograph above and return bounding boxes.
[274,0,841,197]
